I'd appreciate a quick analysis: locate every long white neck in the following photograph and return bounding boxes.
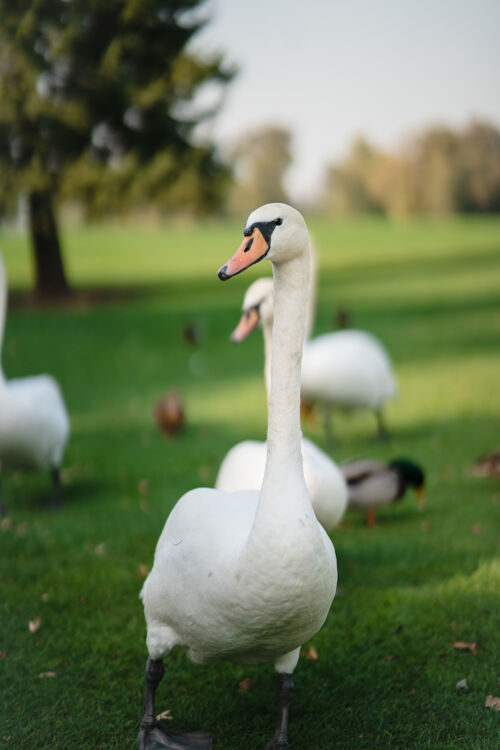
[255,249,311,523]
[261,236,316,395]
[261,315,272,399]
[305,239,318,341]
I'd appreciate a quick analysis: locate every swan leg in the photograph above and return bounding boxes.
[51,467,62,509]
[265,673,294,750]
[322,406,335,448]
[366,508,376,528]
[375,410,389,441]
[139,658,213,750]
[0,478,6,517]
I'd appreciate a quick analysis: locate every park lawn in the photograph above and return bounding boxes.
[0,214,499,749]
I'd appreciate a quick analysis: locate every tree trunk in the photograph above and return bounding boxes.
[28,190,71,299]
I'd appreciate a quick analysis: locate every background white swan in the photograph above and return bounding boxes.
[0,255,69,513]
[139,204,337,750]
[215,277,348,530]
[301,328,397,442]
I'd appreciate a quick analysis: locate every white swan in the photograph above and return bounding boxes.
[215,277,348,530]
[0,255,69,514]
[301,328,396,442]
[139,204,337,750]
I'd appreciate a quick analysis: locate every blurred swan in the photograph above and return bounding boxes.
[0,255,70,514]
[301,328,396,442]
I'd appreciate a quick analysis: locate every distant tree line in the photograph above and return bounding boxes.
[323,121,500,217]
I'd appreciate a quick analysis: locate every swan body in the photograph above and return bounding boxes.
[0,375,68,470]
[301,329,396,413]
[215,277,347,530]
[0,256,69,511]
[139,204,337,749]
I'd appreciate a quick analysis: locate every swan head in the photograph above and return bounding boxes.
[230,277,274,343]
[218,203,309,281]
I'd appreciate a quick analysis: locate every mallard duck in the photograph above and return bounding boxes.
[473,449,500,478]
[153,389,185,437]
[341,457,425,527]
[139,204,337,750]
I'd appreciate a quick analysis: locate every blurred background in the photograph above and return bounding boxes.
[1,3,499,749]
[0,0,499,296]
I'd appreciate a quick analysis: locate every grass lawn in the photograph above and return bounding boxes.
[0,214,499,749]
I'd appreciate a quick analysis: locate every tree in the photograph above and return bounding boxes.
[227,125,292,214]
[323,137,386,216]
[0,0,232,298]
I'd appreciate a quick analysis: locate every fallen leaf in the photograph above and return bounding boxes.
[303,645,319,660]
[456,678,469,692]
[453,641,477,655]
[140,499,150,514]
[485,695,500,711]
[16,523,28,536]
[41,593,49,602]
[29,616,41,633]
[94,543,105,556]
[383,654,397,661]
[138,563,149,578]
[156,709,173,721]
[420,519,430,532]
[138,479,149,495]
[0,651,6,659]
[1,517,11,532]
[471,522,481,535]
[39,672,56,678]
[238,677,252,692]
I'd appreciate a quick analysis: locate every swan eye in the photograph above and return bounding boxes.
[275,218,283,226]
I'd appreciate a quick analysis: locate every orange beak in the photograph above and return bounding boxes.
[230,307,260,343]
[415,486,426,510]
[218,227,270,280]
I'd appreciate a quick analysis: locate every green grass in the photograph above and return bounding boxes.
[0,214,499,749]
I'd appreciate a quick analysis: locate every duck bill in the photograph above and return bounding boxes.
[230,307,260,343]
[415,487,426,510]
[218,228,269,280]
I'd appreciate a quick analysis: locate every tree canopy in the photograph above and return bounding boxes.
[0,0,233,295]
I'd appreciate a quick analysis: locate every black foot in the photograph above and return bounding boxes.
[265,740,291,750]
[139,722,213,750]
[50,467,62,510]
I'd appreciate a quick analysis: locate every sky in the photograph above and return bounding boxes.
[191,0,500,201]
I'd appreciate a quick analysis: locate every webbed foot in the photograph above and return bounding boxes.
[139,722,213,750]
[265,739,291,750]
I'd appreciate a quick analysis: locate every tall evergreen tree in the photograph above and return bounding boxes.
[0,0,232,297]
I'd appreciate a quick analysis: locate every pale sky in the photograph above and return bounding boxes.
[192,0,500,201]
